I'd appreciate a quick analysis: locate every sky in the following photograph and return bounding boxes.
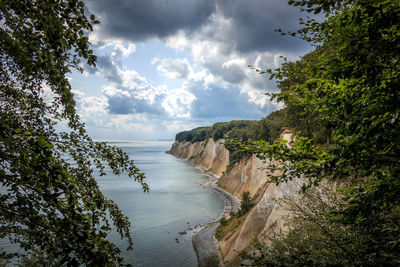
[69,0,314,141]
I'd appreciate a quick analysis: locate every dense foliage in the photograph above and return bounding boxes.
[0,0,147,265]
[239,0,400,265]
[276,49,332,144]
[175,120,261,143]
[175,127,211,143]
[174,112,292,145]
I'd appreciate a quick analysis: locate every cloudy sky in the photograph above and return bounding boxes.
[70,0,313,141]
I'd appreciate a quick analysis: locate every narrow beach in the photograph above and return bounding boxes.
[192,167,240,265]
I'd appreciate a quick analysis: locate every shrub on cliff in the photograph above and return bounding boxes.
[199,253,220,267]
[238,191,254,217]
[220,217,229,226]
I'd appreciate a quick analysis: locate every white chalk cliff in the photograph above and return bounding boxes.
[168,134,302,264]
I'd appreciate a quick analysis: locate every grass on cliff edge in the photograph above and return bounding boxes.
[216,191,255,241]
[216,212,248,241]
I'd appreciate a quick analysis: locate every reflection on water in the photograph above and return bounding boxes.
[95,141,224,266]
[0,141,224,266]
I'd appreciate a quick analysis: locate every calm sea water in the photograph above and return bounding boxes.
[99,141,224,266]
[0,141,225,266]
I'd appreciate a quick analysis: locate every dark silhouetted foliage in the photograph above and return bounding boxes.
[0,0,147,264]
[242,0,400,265]
[174,120,259,143]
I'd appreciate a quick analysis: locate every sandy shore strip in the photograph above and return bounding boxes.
[166,155,240,265]
[197,167,239,214]
[192,166,240,265]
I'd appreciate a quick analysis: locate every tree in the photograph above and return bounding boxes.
[241,0,400,264]
[250,118,271,141]
[238,191,254,216]
[276,48,331,143]
[0,0,148,265]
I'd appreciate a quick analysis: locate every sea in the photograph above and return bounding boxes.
[97,141,224,266]
[0,141,225,266]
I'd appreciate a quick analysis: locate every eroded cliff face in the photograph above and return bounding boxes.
[168,136,301,265]
[219,175,303,263]
[168,138,229,177]
[216,154,303,263]
[217,155,269,199]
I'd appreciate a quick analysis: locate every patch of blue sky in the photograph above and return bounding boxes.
[70,39,192,98]
[121,39,189,89]
[68,69,107,98]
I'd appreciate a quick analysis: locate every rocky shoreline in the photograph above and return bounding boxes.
[184,163,239,265]
[166,145,240,265]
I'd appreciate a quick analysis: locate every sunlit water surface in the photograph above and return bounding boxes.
[0,141,224,266]
[94,141,224,266]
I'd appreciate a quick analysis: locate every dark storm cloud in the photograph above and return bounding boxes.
[188,81,268,119]
[86,0,216,42]
[85,55,122,84]
[221,62,246,84]
[87,0,311,53]
[215,0,308,53]
[105,88,166,115]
